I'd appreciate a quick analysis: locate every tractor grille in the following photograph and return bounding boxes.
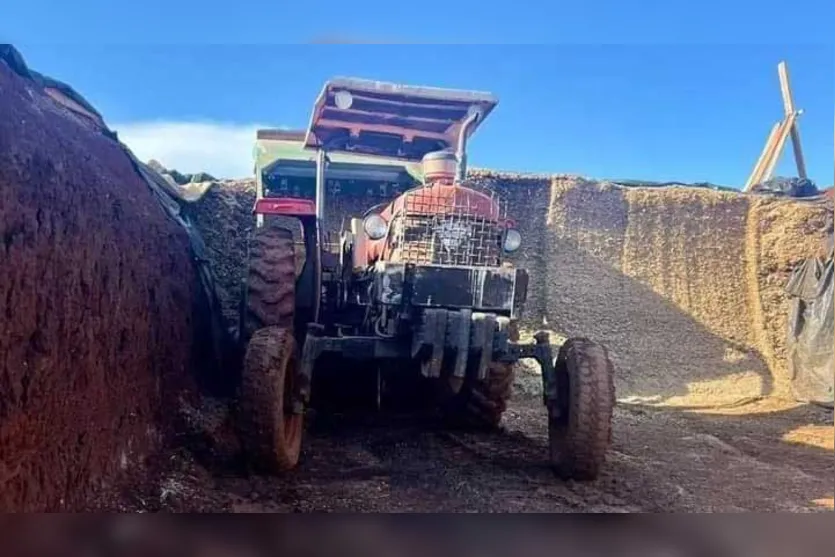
[389,186,506,267]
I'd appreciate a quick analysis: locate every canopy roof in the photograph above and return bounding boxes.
[303,77,498,162]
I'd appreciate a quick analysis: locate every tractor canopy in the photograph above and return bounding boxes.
[303,77,498,162]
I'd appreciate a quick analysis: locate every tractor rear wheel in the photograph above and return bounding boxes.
[237,326,303,472]
[239,225,296,344]
[456,361,515,429]
[548,337,615,481]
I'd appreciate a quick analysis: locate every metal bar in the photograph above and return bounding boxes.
[315,148,327,220]
[314,118,450,142]
[453,309,472,380]
[455,111,481,182]
[313,148,327,322]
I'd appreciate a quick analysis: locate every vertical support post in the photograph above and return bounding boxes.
[315,148,327,221]
[312,148,327,323]
[777,61,808,179]
[255,166,265,228]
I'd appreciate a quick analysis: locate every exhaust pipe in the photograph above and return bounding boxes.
[455,109,481,183]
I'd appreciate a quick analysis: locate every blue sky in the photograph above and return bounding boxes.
[4,1,833,186]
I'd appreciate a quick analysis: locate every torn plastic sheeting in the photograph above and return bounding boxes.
[130,156,236,360]
[786,246,834,408]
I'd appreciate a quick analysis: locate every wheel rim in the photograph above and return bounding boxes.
[280,350,303,449]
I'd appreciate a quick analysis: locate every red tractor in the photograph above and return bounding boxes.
[236,78,615,480]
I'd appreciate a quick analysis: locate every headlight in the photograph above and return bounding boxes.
[363,214,388,240]
[503,229,522,252]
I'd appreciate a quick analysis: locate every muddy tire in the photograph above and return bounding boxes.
[239,225,295,344]
[238,326,303,472]
[548,338,615,481]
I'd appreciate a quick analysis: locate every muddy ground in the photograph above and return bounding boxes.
[90,385,833,513]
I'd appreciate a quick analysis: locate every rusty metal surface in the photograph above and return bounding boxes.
[374,262,523,315]
[371,183,508,267]
[303,77,498,161]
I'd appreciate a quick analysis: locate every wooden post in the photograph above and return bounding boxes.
[777,61,808,179]
[761,110,798,182]
[745,121,781,191]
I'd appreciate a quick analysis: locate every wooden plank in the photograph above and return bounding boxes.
[745,121,782,191]
[777,61,808,179]
[752,117,788,187]
[777,61,795,116]
[761,111,798,183]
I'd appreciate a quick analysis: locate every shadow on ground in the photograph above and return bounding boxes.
[540,239,774,407]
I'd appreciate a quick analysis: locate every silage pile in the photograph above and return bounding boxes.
[543,177,832,406]
[0,49,207,511]
[184,179,257,328]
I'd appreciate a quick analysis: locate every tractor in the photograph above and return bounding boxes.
[235,78,616,480]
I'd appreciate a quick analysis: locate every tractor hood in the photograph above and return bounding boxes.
[380,183,501,221]
[303,77,498,162]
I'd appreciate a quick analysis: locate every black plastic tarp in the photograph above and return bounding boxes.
[751,176,820,198]
[785,240,834,407]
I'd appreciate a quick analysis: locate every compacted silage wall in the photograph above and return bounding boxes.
[0,49,210,511]
[544,177,832,407]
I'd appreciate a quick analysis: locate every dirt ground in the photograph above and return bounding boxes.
[89,380,833,513]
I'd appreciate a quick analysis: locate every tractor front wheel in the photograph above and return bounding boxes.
[237,326,303,472]
[548,337,615,481]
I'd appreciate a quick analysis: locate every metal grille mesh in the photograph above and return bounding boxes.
[388,185,506,267]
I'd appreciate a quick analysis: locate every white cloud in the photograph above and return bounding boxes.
[113,121,275,179]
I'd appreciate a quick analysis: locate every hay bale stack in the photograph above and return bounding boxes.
[0,55,201,511]
[544,176,832,406]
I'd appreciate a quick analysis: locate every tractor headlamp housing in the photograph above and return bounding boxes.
[502,228,522,252]
[363,214,388,240]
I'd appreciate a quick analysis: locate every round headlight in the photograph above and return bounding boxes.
[503,229,522,252]
[363,214,388,240]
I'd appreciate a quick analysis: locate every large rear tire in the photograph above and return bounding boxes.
[238,326,303,472]
[548,337,615,481]
[458,361,515,429]
[239,225,296,344]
